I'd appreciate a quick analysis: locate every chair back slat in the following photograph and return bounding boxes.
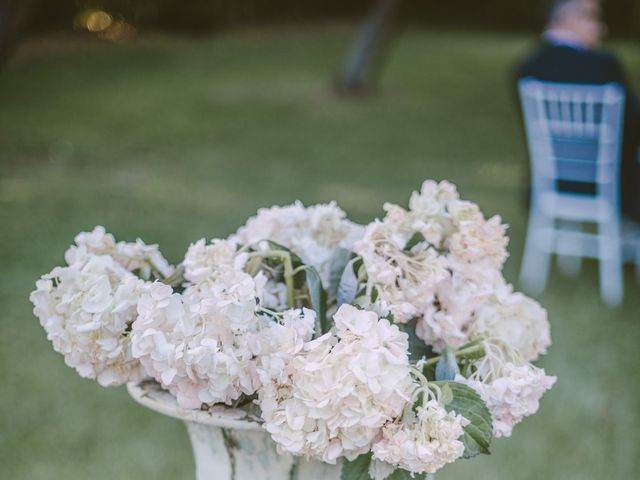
[571,91,584,136]
[519,78,625,217]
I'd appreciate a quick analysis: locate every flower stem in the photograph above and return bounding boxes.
[420,343,486,369]
[161,265,185,288]
[258,307,283,321]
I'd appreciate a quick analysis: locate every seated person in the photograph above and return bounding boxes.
[515,0,640,220]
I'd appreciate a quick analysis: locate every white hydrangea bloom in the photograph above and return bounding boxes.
[183,238,247,284]
[68,225,117,253]
[416,271,497,351]
[65,225,174,279]
[231,201,364,287]
[408,179,458,217]
[258,333,336,460]
[255,308,316,386]
[455,361,556,438]
[372,400,468,475]
[356,297,392,320]
[355,181,509,332]
[468,287,551,361]
[260,280,289,311]
[258,305,415,463]
[415,275,550,362]
[29,253,145,386]
[182,237,291,312]
[355,219,449,323]
[131,268,267,409]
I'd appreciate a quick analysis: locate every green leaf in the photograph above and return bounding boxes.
[337,258,359,307]
[328,248,352,298]
[440,382,454,405]
[305,266,328,334]
[341,454,371,480]
[370,286,378,303]
[434,381,493,459]
[264,240,306,287]
[388,469,425,480]
[403,232,426,251]
[398,319,434,362]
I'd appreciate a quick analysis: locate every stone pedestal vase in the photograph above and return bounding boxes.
[128,381,342,480]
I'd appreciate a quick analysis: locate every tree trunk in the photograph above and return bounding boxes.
[336,0,399,96]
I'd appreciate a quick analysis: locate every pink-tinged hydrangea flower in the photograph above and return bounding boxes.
[65,225,174,279]
[455,342,556,438]
[231,201,364,287]
[30,252,146,386]
[445,200,508,268]
[355,181,508,328]
[357,181,548,363]
[258,305,415,463]
[355,220,449,323]
[372,400,468,475]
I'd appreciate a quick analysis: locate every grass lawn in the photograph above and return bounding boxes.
[1,25,639,480]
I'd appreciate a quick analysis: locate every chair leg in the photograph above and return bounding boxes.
[598,222,623,306]
[636,244,640,283]
[520,211,553,295]
[557,221,583,277]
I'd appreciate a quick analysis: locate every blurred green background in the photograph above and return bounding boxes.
[1,15,640,480]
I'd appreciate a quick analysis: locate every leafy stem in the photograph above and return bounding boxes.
[249,249,296,308]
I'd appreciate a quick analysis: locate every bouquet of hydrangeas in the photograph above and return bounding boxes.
[30,180,555,479]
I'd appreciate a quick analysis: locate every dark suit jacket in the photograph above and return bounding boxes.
[515,41,640,219]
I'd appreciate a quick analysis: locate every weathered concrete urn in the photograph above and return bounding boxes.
[128,381,342,480]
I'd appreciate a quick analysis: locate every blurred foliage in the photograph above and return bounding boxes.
[24,0,640,38]
[1,26,639,480]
